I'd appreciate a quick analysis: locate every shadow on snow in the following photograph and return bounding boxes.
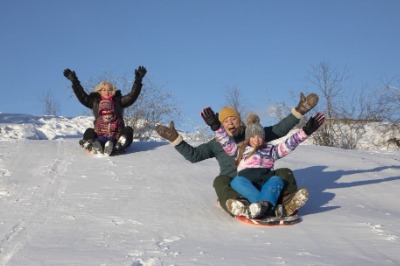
[294,165,400,216]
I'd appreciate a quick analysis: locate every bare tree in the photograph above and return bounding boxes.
[124,79,181,140]
[41,89,59,116]
[224,86,249,118]
[307,61,348,118]
[306,62,368,149]
[306,62,400,150]
[362,77,400,149]
[376,77,400,123]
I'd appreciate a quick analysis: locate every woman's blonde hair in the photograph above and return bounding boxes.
[93,81,117,95]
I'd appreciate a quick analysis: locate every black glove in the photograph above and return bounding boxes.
[303,112,326,135]
[155,121,179,142]
[63,69,78,83]
[135,66,147,81]
[201,107,221,131]
[295,92,319,115]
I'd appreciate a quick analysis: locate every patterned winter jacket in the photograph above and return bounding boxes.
[94,115,124,139]
[214,126,308,174]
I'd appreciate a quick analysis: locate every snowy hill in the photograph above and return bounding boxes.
[0,114,93,141]
[0,114,399,266]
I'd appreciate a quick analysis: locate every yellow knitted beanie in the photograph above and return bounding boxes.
[218,106,240,123]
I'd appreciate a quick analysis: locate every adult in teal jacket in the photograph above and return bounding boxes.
[155,93,318,216]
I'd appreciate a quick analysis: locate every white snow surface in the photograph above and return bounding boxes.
[0,114,399,266]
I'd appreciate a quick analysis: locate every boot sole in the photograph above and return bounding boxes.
[92,141,103,154]
[104,142,114,156]
[226,199,248,216]
[284,188,309,216]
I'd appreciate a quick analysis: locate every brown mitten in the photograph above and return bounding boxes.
[155,121,179,142]
[295,93,319,115]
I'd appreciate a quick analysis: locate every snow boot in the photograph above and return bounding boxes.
[92,140,103,154]
[79,139,93,151]
[282,188,309,216]
[79,139,85,146]
[248,201,271,219]
[226,198,250,217]
[115,136,127,151]
[104,140,114,156]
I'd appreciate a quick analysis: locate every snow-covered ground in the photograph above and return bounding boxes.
[0,114,399,265]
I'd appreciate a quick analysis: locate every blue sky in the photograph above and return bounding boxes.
[1,0,399,129]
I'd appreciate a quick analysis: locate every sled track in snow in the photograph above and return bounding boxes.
[0,140,72,265]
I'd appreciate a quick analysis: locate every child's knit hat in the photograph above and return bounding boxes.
[245,113,265,141]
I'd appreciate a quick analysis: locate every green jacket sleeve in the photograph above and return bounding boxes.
[174,138,237,177]
[264,109,301,142]
[174,139,216,163]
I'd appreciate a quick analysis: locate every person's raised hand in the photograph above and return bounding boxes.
[303,112,326,135]
[201,107,221,131]
[135,66,147,81]
[155,121,179,142]
[295,92,319,115]
[63,69,77,82]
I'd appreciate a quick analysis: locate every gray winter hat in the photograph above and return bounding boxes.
[245,113,265,141]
